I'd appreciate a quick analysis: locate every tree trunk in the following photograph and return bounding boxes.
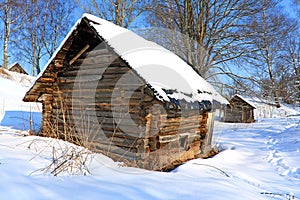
[2,5,11,69]
[3,29,9,69]
[262,7,280,108]
[115,0,121,26]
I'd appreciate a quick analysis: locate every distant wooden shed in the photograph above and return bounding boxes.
[224,94,256,123]
[8,63,28,75]
[23,14,228,171]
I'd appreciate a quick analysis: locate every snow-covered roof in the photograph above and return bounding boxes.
[84,14,228,105]
[25,13,228,106]
[233,94,256,108]
[7,62,28,75]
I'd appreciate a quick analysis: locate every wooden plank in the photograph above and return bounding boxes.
[90,142,138,160]
[70,60,124,70]
[58,73,102,81]
[59,90,143,100]
[69,44,90,65]
[62,67,106,76]
[75,54,119,65]
[98,130,141,140]
[83,48,110,57]
[158,134,179,143]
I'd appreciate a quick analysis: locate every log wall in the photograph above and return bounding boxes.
[224,96,255,123]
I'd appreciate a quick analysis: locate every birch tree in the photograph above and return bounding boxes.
[0,1,29,69]
[14,0,75,76]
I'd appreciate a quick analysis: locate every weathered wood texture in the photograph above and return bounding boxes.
[23,17,214,171]
[8,63,28,75]
[223,96,255,123]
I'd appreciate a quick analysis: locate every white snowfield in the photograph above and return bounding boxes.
[0,69,41,132]
[1,69,300,199]
[0,116,300,199]
[0,69,41,123]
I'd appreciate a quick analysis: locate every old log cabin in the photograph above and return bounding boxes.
[8,63,28,75]
[224,94,256,123]
[23,14,228,171]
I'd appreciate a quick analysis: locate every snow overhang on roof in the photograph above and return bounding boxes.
[234,94,256,109]
[24,13,229,107]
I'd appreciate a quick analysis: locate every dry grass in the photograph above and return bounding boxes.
[31,97,100,176]
[28,138,92,176]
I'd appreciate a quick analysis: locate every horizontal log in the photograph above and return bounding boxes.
[62,67,131,78]
[59,91,143,100]
[149,129,178,136]
[59,79,142,88]
[99,130,142,140]
[62,67,107,77]
[160,125,207,133]
[100,124,145,133]
[67,125,140,142]
[153,128,204,136]
[60,84,142,94]
[159,125,204,133]
[157,140,180,149]
[55,97,143,106]
[107,136,140,148]
[69,60,125,71]
[23,95,38,102]
[66,115,144,127]
[42,71,56,77]
[90,142,138,160]
[161,114,204,121]
[60,74,103,82]
[83,48,110,57]
[104,66,130,73]
[75,54,119,65]
[162,117,207,126]
[34,81,54,87]
[158,134,180,143]
[38,77,56,83]
[63,107,142,116]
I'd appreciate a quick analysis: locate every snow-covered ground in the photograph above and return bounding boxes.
[0,68,41,130]
[1,116,299,199]
[0,71,300,199]
[248,96,300,118]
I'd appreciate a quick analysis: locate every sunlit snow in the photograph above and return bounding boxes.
[1,65,300,200]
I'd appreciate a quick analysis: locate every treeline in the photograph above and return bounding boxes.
[0,0,299,106]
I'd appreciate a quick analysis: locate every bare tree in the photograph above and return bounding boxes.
[14,0,75,76]
[148,0,260,81]
[41,0,75,57]
[76,0,150,28]
[278,31,300,105]
[0,0,29,69]
[243,0,297,107]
